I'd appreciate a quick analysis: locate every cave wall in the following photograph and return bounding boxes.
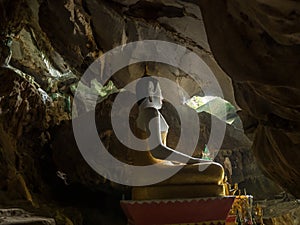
[199,0,300,198]
[0,0,298,224]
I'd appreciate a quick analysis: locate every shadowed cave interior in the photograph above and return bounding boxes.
[0,0,300,224]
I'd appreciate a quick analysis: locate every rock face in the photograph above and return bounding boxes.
[0,208,56,225]
[0,0,299,224]
[0,68,47,204]
[199,0,300,198]
[262,200,300,225]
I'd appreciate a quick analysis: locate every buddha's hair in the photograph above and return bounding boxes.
[136,75,159,106]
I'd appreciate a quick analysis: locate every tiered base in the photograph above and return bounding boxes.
[121,197,236,225]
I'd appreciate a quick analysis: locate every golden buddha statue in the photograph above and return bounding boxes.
[130,76,226,200]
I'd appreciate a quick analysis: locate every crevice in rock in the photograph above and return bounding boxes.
[125,1,184,20]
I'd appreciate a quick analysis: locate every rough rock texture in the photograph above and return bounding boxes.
[0,0,298,224]
[261,200,300,225]
[0,68,47,204]
[199,0,300,198]
[0,208,56,225]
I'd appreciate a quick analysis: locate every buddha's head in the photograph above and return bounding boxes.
[136,76,163,109]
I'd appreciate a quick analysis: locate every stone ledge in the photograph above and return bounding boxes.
[0,208,55,225]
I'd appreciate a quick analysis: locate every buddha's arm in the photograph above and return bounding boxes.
[151,144,211,164]
[143,108,211,164]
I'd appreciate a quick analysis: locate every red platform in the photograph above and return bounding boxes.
[121,197,236,225]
